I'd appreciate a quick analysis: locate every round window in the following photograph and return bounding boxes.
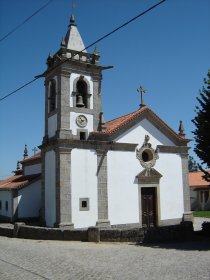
[142,149,154,162]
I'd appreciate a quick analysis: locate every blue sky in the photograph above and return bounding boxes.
[0,0,209,178]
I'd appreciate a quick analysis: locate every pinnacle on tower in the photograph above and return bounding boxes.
[178,120,185,137]
[64,15,87,52]
[23,144,28,159]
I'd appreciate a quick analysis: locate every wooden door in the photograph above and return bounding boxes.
[141,187,156,227]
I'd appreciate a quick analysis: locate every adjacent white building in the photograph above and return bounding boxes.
[0,152,41,222]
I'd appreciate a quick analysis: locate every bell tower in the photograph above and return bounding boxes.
[42,15,111,142]
[40,15,111,228]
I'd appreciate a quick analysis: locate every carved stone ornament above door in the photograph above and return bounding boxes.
[136,135,159,175]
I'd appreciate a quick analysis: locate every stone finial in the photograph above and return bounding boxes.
[46,53,53,67]
[99,112,106,131]
[23,144,28,159]
[92,46,100,65]
[60,37,66,48]
[93,46,99,56]
[178,120,185,137]
[16,161,20,170]
[69,14,76,26]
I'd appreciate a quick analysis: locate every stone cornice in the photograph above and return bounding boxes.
[157,145,190,155]
[40,139,137,152]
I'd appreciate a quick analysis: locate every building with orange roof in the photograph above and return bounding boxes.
[1,14,193,228]
[189,171,210,210]
[0,147,41,222]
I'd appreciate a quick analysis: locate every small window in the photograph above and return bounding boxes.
[5,201,8,211]
[0,200,2,210]
[80,132,86,140]
[79,198,89,211]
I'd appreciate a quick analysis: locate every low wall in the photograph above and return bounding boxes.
[18,225,88,241]
[0,222,195,243]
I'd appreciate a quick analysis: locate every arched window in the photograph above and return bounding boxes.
[76,79,88,108]
[49,80,56,112]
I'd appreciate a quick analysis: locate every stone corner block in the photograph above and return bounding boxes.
[183,211,194,222]
[13,222,25,238]
[88,227,100,243]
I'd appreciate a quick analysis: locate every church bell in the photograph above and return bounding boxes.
[76,95,85,107]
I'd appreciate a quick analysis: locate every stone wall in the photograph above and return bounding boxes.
[0,222,195,243]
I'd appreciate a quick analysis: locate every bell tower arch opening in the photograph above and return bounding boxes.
[76,78,88,108]
[49,79,56,113]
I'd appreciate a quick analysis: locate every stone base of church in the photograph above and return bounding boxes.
[183,211,194,222]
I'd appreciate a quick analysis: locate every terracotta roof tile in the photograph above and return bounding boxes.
[94,106,189,143]
[0,174,41,190]
[189,171,210,188]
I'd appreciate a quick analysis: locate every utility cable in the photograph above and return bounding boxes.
[0,0,54,43]
[0,0,166,103]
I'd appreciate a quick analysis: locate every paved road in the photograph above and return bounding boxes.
[0,236,210,280]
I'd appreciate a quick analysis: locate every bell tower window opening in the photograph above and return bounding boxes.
[76,80,88,108]
[49,80,56,112]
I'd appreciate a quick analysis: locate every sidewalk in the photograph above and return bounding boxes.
[193,217,210,231]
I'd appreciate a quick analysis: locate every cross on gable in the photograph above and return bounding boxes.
[137,85,147,107]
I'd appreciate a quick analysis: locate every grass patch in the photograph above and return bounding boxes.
[193,211,210,218]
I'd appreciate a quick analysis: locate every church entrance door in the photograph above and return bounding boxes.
[141,187,156,227]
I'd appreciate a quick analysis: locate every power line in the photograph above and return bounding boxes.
[0,0,54,43]
[0,78,38,102]
[0,0,166,103]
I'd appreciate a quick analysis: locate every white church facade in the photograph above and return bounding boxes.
[0,15,193,228]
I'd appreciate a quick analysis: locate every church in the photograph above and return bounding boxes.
[0,15,193,229]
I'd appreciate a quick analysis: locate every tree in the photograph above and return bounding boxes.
[192,70,210,182]
[188,156,198,172]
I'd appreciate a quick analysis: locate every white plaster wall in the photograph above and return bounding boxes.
[71,149,98,228]
[107,150,184,225]
[70,73,93,109]
[107,151,140,225]
[48,114,57,138]
[24,163,41,176]
[70,112,93,135]
[0,191,12,218]
[116,119,175,146]
[156,153,184,220]
[45,151,56,227]
[18,180,41,218]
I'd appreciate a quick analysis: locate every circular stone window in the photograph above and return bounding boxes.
[142,149,154,162]
[136,135,159,169]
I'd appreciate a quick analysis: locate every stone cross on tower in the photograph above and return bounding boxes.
[137,86,147,107]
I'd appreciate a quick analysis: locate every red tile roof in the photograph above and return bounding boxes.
[91,106,189,144]
[0,173,41,190]
[189,171,210,189]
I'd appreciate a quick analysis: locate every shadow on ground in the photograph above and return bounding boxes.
[134,236,210,251]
